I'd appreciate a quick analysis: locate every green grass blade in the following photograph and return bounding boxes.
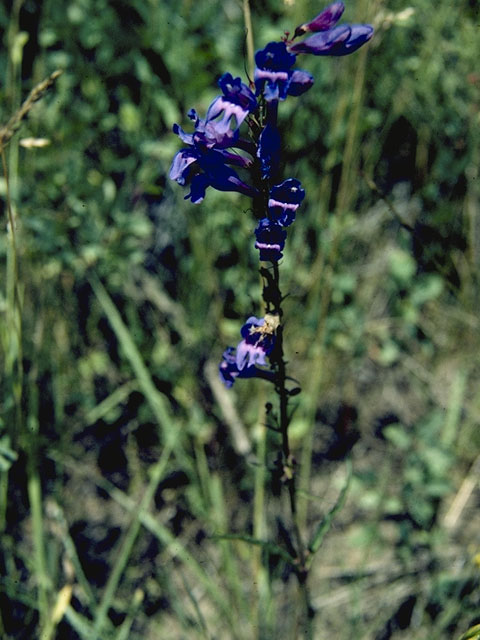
[92,442,174,638]
[88,273,172,439]
[212,533,295,564]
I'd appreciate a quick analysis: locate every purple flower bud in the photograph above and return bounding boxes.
[255,218,287,262]
[289,24,350,55]
[294,2,345,38]
[289,23,373,56]
[257,124,281,180]
[268,178,305,227]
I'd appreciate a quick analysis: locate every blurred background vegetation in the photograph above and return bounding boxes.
[0,0,479,638]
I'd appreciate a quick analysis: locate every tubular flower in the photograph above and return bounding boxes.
[219,347,274,388]
[169,142,256,204]
[219,315,278,388]
[169,75,259,204]
[254,42,313,102]
[236,316,277,371]
[206,73,257,136]
[255,218,287,263]
[268,178,305,227]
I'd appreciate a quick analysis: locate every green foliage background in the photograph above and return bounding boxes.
[0,0,479,638]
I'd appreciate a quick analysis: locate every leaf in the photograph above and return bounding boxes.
[288,387,302,397]
[307,459,352,562]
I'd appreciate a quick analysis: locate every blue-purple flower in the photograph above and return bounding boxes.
[219,315,278,387]
[219,347,273,388]
[254,42,313,102]
[170,148,256,204]
[255,218,287,263]
[206,73,257,136]
[169,74,259,203]
[236,315,277,370]
[268,178,305,227]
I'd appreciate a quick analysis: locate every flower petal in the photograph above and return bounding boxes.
[287,70,314,97]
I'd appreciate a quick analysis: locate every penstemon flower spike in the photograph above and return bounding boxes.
[169,0,373,620]
[169,0,372,382]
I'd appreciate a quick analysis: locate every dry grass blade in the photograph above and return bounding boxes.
[0,69,63,148]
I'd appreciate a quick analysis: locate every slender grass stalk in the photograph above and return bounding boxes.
[84,380,138,427]
[252,403,269,638]
[99,473,239,634]
[441,368,467,449]
[26,454,50,630]
[64,606,97,640]
[1,56,62,635]
[209,473,246,624]
[48,501,97,612]
[41,584,73,640]
[1,147,22,423]
[242,0,255,81]
[114,589,144,640]
[178,569,212,640]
